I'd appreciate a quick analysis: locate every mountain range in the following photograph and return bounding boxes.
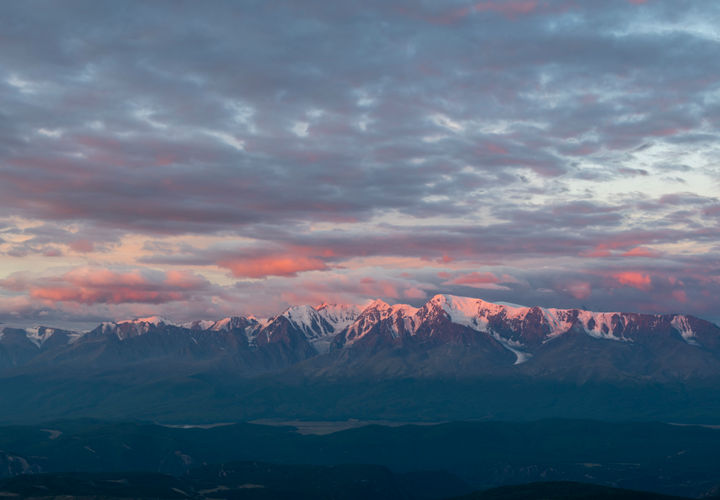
[2,294,719,381]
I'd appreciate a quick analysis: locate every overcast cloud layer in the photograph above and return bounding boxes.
[1,0,719,329]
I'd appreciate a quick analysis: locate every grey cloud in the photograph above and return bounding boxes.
[1,1,719,236]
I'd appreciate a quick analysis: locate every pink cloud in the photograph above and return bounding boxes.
[42,247,63,257]
[217,255,329,278]
[581,236,649,257]
[486,143,509,155]
[473,1,538,16]
[672,289,687,303]
[703,204,720,217]
[403,286,427,299]
[431,0,539,24]
[359,277,400,298]
[613,271,652,291]
[0,268,210,305]
[446,271,500,286]
[566,281,592,300]
[68,239,95,253]
[622,246,660,258]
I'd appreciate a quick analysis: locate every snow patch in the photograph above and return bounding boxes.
[542,308,575,340]
[577,311,631,342]
[67,332,86,344]
[314,303,362,332]
[490,332,532,365]
[430,293,530,330]
[279,303,362,348]
[671,315,699,346]
[133,316,172,326]
[495,301,528,309]
[430,294,482,329]
[343,301,417,346]
[182,319,215,331]
[100,316,175,340]
[25,327,56,347]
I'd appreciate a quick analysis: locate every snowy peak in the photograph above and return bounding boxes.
[95,316,176,340]
[26,326,84,347]
[24,327,58,347]
[363,298,392,311]
[280,305,332,340]
[95,315,265,341]
[577,310,630,342]
[279,303,361,340]
[428,294,490,330]
[132,316,173,326]
[208,316,262,333]
[671,315,699,346]
[428,294,530,324]
[254,302,364,354]
[182,319,216,331]
[0,326,84,348]
[315,303,363,330]
[338,301,419,348]
[426,294,637,345]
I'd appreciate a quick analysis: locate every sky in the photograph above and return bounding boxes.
[1,0,719,329]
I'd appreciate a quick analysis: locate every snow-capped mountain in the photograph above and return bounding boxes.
[276,303,361,352]
[332,299,419,350]
[1,294,719,380]
[330,294,719,361]
[93,316,176,340]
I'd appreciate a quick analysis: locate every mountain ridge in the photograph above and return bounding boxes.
[3,293,716,346]
[1,294,719,381]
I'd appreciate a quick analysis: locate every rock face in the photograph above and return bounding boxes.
[1,294,719,381]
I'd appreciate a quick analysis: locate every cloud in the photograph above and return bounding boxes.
[622,246,660,258]
[612,271,653,291]
[1,1,717,238]
[0,268,211,305]
[566,281,592,300]
[442,271,511,290]
[218,255,329,278]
